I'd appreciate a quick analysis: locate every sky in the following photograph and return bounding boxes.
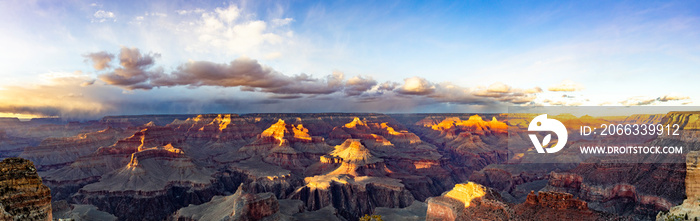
[0,0,698,119]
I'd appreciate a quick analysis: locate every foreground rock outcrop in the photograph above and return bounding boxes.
[0,158,52,220]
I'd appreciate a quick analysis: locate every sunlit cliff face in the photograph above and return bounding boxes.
[213,114,232,131]
[444,182,487,207]
[344,117,369,130]
[427,115,508,133]
[260,119,313,144]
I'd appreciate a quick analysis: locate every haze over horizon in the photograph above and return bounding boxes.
[1,0,698,119]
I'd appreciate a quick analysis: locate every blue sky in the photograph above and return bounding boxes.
[0,0,698,119]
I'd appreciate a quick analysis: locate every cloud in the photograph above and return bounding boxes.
[271,18,294,26]
[81,79,96,87]
[396,77,435,95]
[395,79,536,105]
[81,47,550,117]
[183,5,292,55]
[486,82,511,93]
[470,83,539,104]
[377,82,399,91]
[548,80,584,92]
[658,94,689,102]
[83,52,114,70]
[93,10,115,22]
[153,59,346,94]
[94,47,376,96]
[344,76,377,96]
[542,99,583,106]
[175,8,205,15]
[0,72,110,118]
[619,96,657,106]
[97,47,161,90]
[524,87,543,94]
[618,94,692,106]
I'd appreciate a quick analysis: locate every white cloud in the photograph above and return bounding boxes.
[214,5,241,24]
[93,10,115,23]
[180,5,290,57]
[175,8,205,15]
[94,10,115,18]
[396,77,435,95]
[147,12,167,17]
[548,80,584,92]
[271,18,293,26]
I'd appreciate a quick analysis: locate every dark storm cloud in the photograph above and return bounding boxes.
[64,47,574,119]
[97,47,162,90]
[94,48,375,96]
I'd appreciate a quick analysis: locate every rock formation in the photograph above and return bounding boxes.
[657,150,700,220]
[544,170,677,218]
[426,182,616,221]
[52,201,117,221]
[0,158,52,220]
[171,185,286,221]
[0,129,39,159]
[513,191,617,220]
[324,117,452,201]
[72,144,216,220]
[413,115,509,170]
[426,182,511,221]
[291,139,414,220]
[40,126,183,200]
[0,112,692,220]
[170,114,261,150]
[19,127,127,170]
[233,119,331,171]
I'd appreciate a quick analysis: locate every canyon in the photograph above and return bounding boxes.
[0,112,696,220]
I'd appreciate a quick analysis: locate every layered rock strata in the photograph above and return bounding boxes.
[0,158,52,220]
